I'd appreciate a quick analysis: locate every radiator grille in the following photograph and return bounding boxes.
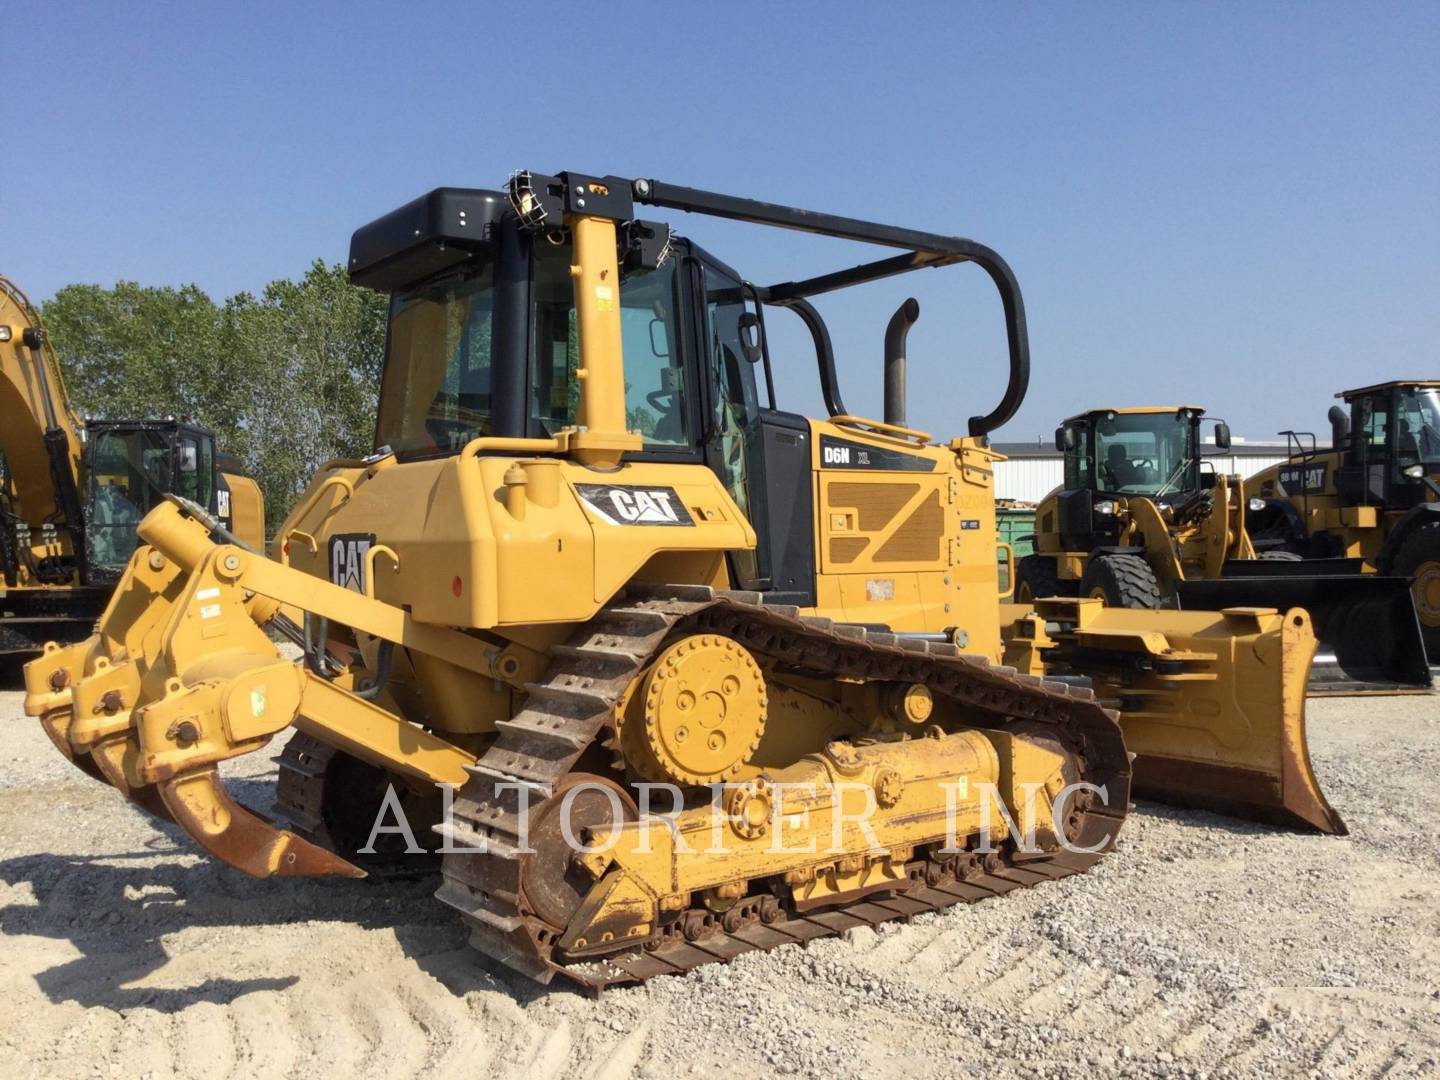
[827,482,919,531]
[874,489,943,563]
[829,537,870,565]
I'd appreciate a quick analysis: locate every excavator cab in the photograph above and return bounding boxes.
[1,273,264,655]
[81,420,228,582]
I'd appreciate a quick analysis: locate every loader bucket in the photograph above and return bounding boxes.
[1003,600,1346,834]
[1178,572,1432,695]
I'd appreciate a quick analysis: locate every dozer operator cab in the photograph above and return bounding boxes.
[352,175,1029,615]
[81,420,240,584]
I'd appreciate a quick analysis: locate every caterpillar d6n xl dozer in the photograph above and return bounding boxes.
[1246,382,1440,667]
[1017,405,1430,694]
[24,172,1340,990]
[0,273,264,657]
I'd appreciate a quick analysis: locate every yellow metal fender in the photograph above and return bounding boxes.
[1002,598,1345,834]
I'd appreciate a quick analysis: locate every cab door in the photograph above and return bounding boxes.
[694,256,816,603]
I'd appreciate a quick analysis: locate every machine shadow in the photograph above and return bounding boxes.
[0,805,476,1013]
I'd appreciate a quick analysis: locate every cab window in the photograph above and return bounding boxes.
[529,243,689,448]
[377,259,498,455]
[1064,427,1093,490]
[1394,389,1440,469]
[619,262,688,447]
[702,262,761,515]
[1360,396,1390,453]
[176,435,213,509]
[86,428,171,571]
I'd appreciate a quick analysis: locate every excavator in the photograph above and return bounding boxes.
[1017,404,1431,694]
[0,273,264,656]
[23,172,1340,990]
[1246,381,1440,665]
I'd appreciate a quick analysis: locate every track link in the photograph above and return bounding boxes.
[435,584,1130,988]
[278,733,441,877]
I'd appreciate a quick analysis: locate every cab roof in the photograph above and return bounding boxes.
[1339,380,1440,399]
[1062,405,1205,425]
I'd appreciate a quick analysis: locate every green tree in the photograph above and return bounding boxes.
[226,261,388,528]
[41,263,388,533]
[41,281,229,427]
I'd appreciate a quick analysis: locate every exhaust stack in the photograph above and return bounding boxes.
[884,298,920,427]
[1328,405,1350,449]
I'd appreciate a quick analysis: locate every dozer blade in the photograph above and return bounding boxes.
[1179,573,1433,695]
[159,768,365,880]
[1003,600,1346,834]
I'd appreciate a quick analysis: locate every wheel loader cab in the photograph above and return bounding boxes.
[1060,407,1206,500]
[1337,383,1440,511]
[1050,407,1212,551]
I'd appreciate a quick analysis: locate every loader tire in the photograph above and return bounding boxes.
[1079,553,1162,609]
[1256,551,1303,562]
[1015,554,1071,602]
[1391,520,1440,660]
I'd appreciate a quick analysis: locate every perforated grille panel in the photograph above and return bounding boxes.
[827,482,919,530]
[874,489,943,563]
[828,537,870,565]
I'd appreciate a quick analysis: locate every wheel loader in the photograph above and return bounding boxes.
[23,171,1340,990]
[0,273,264,656]
[1017,405,1430,694]
[1246,381,1440,665]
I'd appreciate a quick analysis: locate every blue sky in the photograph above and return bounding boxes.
[8,2,1437,442]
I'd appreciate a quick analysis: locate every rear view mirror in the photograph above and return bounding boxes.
[1055,425,1076,452]
[737,312,764,364]
[1214,421,1232,450]
[648,318,669,358]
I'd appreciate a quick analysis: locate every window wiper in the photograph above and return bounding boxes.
[1152,458,1192,499]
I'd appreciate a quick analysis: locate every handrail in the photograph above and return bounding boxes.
[278,474,355,563]
[831,414,933,446]
[459,433,569,460]
[363,543,401,599]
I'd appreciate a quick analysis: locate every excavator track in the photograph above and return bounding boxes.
[437,585,1131,988]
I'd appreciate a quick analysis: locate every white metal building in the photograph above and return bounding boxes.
[991,439,1292,503]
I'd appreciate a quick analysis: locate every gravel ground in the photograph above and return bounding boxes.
[1,680,1437,1079]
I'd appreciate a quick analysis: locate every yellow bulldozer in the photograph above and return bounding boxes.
[1017,405,1431,693]
[1246,381,1440,664]
[23,172,1342,989]
[0,273,265,656]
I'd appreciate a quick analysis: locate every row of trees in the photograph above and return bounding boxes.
[42,263,388,531]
